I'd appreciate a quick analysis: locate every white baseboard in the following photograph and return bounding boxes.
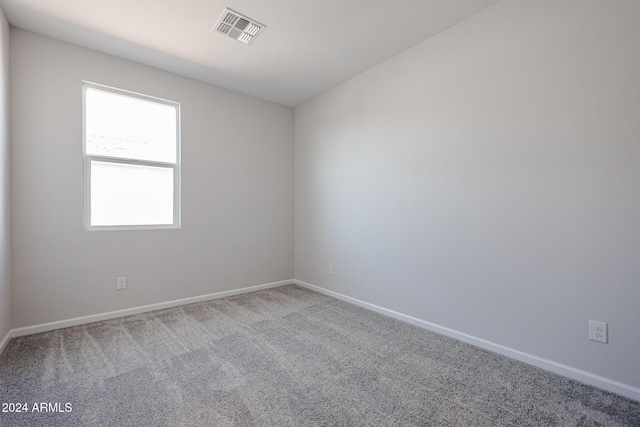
[9,279,294,339]
[0,328,10,354]
[294,279,640,403]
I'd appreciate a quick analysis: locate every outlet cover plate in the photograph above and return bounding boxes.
[589,320,607,343]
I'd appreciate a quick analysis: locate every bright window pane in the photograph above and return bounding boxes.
[85,87,177,163]
[90,161,174,226]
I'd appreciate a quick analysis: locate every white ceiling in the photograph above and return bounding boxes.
[0,0,501,106]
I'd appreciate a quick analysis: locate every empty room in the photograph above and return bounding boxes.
[0,0,639,425]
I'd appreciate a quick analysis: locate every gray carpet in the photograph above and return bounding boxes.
[0,285,638,426]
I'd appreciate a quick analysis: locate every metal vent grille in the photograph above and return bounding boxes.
[213,8,265,45]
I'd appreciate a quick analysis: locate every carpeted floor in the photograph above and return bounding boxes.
[0,285,638,426]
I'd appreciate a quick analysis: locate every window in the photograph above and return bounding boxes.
[83,82,181,230]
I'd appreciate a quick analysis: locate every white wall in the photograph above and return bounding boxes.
[0,7,9,340]
[10,29,294,328]
[295,0,640,392]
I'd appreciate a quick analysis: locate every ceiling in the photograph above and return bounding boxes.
[0,0,501,106]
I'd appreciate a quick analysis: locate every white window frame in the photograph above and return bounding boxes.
[82,82,181,231]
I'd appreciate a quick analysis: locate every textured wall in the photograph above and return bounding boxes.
[10,29,294,327]
[295,0,640,390]
[0,7,9,341]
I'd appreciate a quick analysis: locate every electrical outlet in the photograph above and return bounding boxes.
[589,320,607,343]
[116,276,127,290]
[328,264,334,275]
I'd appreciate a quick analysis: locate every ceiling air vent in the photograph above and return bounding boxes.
[213,8,265,45]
